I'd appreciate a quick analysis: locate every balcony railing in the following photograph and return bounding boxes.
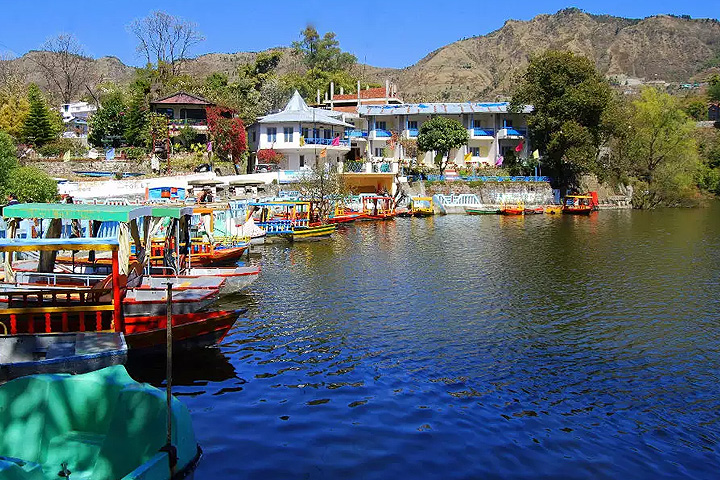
[373,162,392,173]
[346,129,368,138]
[344,161,366,173]
[373,129,392,138]
[472,127,494,136]
[304,137,350,146]
[169,118,207,127]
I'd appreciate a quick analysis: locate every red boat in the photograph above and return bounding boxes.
[360,196,396,220]
[500,203,525,215]
[562,194,595,215]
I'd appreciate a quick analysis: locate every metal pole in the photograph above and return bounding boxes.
[165,282,175,477]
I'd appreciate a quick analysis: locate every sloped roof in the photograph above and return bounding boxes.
[151,91,214,105]
[258,91,354,127]
[357,102,533,116]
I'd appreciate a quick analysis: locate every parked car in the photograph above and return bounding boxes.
[254,163,278,173]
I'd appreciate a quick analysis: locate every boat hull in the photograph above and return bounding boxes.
[466,208,499,215]
[562,207,593,215]
[285,224,337,241]
[0,332,127,382]
[122,288,219,316]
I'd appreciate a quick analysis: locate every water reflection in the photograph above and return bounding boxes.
[126,346,237,387]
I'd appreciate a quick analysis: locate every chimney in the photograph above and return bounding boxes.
[340,86,344,95]
[330,82,334,110]
[317,89,321,105]
[325,91,328,101]
[357,80,361,106]
[385,79,389,101]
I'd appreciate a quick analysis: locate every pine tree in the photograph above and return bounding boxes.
[22,84,57,146]
[123,91,149,147]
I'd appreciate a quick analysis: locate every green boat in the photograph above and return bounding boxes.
[0,366,200,480]
[465,207,500,215]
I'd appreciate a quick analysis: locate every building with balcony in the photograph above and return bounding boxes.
[357,102,532,168]
[59,101,97,138]
[149,91,214,141]
[248,91,353,171]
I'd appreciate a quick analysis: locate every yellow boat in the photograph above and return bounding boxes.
[410,197,434,217]
[544,205,562,215]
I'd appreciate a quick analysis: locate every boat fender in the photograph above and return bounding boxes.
[160,443,178,470]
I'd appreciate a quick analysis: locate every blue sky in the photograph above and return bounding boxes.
[1,1,718,69]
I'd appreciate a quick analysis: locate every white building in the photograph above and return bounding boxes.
[59,101,97,138]
[248,91,353,171]
[357,102,532,167]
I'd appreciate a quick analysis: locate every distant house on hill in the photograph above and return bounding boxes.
[709,104,720,122]
[149,91,214,141]
[59,101,96,138]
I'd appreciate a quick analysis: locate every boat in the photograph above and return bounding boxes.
[410,197,434,217]
[524,206,545,215]
[141,266,260,295]
[248,201,336,241]
[500,202,525,215]
[360,196,396,220]
[0,332,127,383]
[285,223,337,241]
[0,365,201,479]
[123,287,220,316]
[562,195,594,215]
[328,204,362,224]
[544,205,562,215]
[72,171,144,178]
[465,207,500,215]
[0,233,244,351]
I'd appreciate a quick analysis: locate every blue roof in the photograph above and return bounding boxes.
[357,102,533,116]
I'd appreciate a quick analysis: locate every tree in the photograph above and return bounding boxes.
[31,34,92,104]
[685,99,708,121]
[128,11,204,81]
[87,92,126,147]
[206,107,247,173]
[623,88,699,208]
[3,166,57,202]
[22,83,58,146]
[708,75,720,103]
[123,90,149,147]
[0,53,30,139]
[0,132,19,186]
[510,50,613,191]
[292,26,356,73]
[417,117,469,174]
[297,158,348,221]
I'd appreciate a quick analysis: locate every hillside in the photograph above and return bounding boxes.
[3,8,719,103]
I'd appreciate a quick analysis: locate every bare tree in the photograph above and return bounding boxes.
[31,34,92,104]
[128,11,204,77]
[0,52,26,94]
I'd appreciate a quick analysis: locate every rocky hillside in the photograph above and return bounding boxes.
[3,8,719,102]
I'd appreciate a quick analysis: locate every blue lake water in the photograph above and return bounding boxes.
[128,204,720,479]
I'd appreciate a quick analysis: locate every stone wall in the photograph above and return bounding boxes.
[423,181,554,206]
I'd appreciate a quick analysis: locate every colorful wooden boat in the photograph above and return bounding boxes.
[465,207,500,215]
[0,332,127,382]
[328,205,362,224]
[524,206,545,215]
[142,266,260,295]
[544,205,562,215]
[410,197,434,217]
[0,365,200,479]
[123,287,220,316]
[562,195,594,215]
[285,223,337,241]
[500,203,525,215]
[360,195,396,220]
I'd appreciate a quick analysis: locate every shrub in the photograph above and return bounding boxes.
[37,138,87,158]
[3,166,57,202]
[119,146,146,160]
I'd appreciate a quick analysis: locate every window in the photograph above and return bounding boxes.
[470,147,480,157]
[407,121,418,130]
[313,128,320,139]
[503,119,513,128]
[267,127,277,143]
[324,129,332,140]
[251,130,256,143]
[473,119,483,128]
[375,121,386,130]
[302,128,309,139]
[299,155,305,167]
[283,127,293,142]
[155,107,174,118]
[374,147,384,158]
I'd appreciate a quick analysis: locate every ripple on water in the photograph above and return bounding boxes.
[127,207,720,479]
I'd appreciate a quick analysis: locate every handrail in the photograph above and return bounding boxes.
[0,304,114,315]
[0,321,6,335]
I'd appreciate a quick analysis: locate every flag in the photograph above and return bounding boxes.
[331,136,340,146]
[320,148,327,158]
[495,155,504,166]
[532,149,540,159]
[464,151,472,162]
[207,141,212,152]
[105,147,115,160]
[515,140,524,153]
[299,136,305,146]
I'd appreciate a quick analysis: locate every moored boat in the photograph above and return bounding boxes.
[0,365,201,479]
[285,223,337,241]
[500,203,525,215]
[562,195,595,215]
[465,206,500,215]
[544,205,562,215]
[0,332,127,383]
[360,195,396,220]
[410,197,435,217]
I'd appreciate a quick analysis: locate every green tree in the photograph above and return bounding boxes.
[123,90,149,147]
[685,100,708,121]
[510,50,613,191]
[417,116,469,174]
[22,83,58,146]
[3,166,57,202]
[624,88,699,208]
[88,92,126,147]
[708,75,720,103]
[292,26,356,73]
[0,132,19,187]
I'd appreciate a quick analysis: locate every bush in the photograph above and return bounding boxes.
[37,138,87,158]
[3,166,58,202]
[118,146,146,160]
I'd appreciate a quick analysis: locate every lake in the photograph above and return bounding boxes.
[128,204,720,479]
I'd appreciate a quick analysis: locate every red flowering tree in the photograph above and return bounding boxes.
[256,148,284,164]
[206,106,247,171]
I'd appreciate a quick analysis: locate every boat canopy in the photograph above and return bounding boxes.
[2,203,151,222]
[150,205,193,219]
[0,237,120,253]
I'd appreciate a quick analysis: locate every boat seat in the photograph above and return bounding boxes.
[0,456,44,480]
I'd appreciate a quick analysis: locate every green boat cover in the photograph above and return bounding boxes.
[0,366,197,480]
[2,204,152,223]
[149,206,193,219]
